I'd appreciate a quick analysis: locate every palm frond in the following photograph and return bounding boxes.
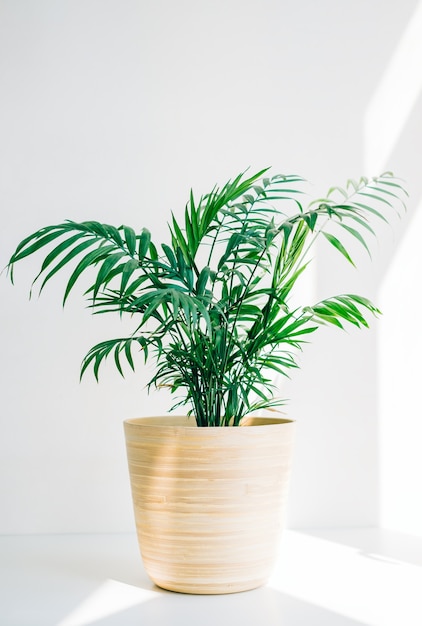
[7,169,407,426]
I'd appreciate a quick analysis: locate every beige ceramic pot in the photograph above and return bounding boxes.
[124,415,294,594]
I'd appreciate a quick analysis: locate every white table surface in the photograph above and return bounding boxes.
[1,528,422,626]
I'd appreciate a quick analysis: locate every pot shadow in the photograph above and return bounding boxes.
[12,533,372,626]
[300,528,422,568]
[74,584,371,626]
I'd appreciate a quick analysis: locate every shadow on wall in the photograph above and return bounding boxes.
[291,0,422,532]
[364,0,422,537]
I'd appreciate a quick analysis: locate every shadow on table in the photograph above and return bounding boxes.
[299,528,422,568]
[68,584,371,626]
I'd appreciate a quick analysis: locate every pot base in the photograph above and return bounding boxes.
[152,577,268,595]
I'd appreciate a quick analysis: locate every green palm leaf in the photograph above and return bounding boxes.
[7,168,407,426]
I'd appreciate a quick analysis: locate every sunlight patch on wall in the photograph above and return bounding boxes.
[364,1,422,173]
[363,0,422,535]
[378,200,422,536]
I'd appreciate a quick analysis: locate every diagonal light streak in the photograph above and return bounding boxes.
[365,1,422,173]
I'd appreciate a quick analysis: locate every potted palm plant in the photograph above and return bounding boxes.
[7,167,406,594]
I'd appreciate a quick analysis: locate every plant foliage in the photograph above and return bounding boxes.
[7,169,407,426]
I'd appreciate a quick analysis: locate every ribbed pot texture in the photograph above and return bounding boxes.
[124,415,295,594]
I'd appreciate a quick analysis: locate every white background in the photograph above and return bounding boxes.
[0,0,421,534]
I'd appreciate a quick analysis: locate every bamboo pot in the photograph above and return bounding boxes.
[124,415,295,594]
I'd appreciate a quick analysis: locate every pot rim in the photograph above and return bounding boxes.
[124,415,295,429]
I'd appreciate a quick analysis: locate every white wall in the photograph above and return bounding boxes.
[0,0,420,533]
